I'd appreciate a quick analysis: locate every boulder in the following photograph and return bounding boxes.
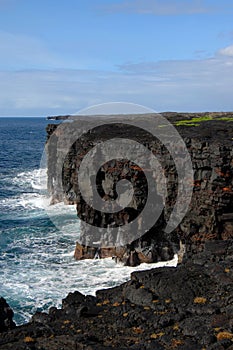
[0,297,15,333]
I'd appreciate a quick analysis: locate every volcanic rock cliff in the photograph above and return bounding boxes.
[1,112,233,350]
[46,112,233,266]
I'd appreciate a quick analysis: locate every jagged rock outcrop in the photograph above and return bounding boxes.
[0,298,15,333]
[0,113,233,349]
[1,240,233,349]
[46,112,233,265]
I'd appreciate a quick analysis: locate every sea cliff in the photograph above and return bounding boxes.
[1,112,233,349]
[46,112,233,265]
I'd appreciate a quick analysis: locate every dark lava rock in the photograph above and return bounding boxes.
[46,112,233,267]
[0,297,16,333]
[1,240,233,349]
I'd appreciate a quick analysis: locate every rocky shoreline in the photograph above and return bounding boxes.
[1,240,233,349]
[1,112,233,349]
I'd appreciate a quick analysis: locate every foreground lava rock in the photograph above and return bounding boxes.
[0,298,15,334]
[1,240,233,349]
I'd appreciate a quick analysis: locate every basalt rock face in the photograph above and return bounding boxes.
[46,113,233,265]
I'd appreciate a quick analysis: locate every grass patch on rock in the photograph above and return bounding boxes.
[174,115,233,127]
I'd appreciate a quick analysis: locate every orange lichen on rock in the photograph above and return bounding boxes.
[194,297,207,304]
[112,302,120,307]
[63,320,70,324]
[173,323,179,331]
[216,331,233,341]
[143,306,150,310]
[150,332,165,339]
[132,327,143,334]
[171,339,184,348]
[24,337,35,343]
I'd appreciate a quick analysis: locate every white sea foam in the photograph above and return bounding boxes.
[1,167,178,325]
[0,192,48,212]
[1,168,76,213]
[1,249,177,324]
[12,168,47,190]
[1,169,48,210]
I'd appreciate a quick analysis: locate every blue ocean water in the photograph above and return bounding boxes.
[0,117,177,325]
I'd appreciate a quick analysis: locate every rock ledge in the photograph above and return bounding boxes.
[1,240,233,349]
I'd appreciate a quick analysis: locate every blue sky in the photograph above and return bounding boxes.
[1,0,233,115]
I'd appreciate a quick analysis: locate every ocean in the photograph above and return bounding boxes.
[0,117,177,325]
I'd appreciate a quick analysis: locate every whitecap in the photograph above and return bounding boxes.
[1,166,178,326]
[12,168,47,191]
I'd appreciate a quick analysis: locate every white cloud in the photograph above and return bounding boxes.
[1,43,233,116]
[218,44,233,57]
[0,69,126,116]
[1,52,233,116]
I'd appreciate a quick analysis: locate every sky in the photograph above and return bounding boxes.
[1,0,233,116]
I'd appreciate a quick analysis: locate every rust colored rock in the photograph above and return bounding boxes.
[137,251,154,264]
[74,243,96,260]
[74,243,128,262]
[99,246,126,259]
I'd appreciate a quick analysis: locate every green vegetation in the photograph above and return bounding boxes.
[217,116,233,121]
[174,115,233,127]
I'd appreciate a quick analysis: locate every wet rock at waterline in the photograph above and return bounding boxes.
[0,298,15,333]
[1,241,233,349]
